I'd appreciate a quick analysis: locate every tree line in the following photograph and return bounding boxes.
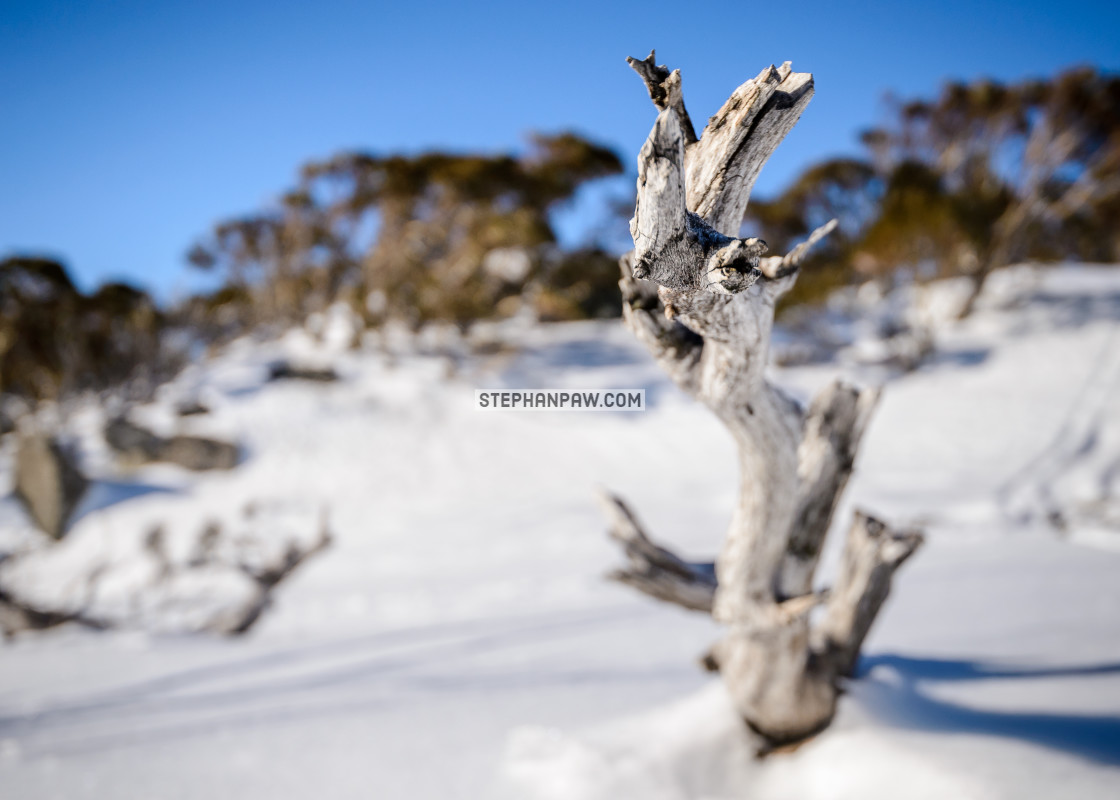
[2,64,1117,408]
[748,65,1120,312]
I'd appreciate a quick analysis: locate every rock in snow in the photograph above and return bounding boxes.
[104,416,240,471]
[13,432,88,539]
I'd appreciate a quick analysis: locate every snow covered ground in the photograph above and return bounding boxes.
[1,265,1118,798]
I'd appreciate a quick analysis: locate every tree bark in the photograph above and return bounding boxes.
[604,52,924,747]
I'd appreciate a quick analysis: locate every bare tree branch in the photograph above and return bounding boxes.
[598,490,716,613]
[815,512,924,677]
[780,381,881,598]
[686,63,814,237]
[627,50,698,145]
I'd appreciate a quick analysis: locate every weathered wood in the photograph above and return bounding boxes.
[758,218,838,299]
[626,51,698,145]
[598,490,716,613]
[779,381,881,598]
[816,512,924,677]
[629,109,768,295]
[685,62,814,238]
[617,252,704,396]
[603,53,923,748]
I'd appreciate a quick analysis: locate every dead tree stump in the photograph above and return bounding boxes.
[603,52,924,748]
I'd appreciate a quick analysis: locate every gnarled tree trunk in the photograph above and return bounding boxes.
[604,52,924,748]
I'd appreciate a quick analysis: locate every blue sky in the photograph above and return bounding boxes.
[2,0,1118,299]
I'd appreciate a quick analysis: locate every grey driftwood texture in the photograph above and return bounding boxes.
[605,52,924,747]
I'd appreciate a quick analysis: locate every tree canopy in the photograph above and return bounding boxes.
[189,132,625,329]
[745,66,1120,312]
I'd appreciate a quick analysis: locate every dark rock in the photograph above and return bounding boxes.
[14,432,89,539]
[159,435,239,471]
[267,361,339,383]
[176,401,211,417]
[105,417,240,471]
[104,416,162,459]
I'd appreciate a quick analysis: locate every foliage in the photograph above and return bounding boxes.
[0,257,171,403]
[746,66,1120,314]
[8,66,1116,405]
[188,132,625,331]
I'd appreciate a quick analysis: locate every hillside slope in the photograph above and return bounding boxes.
[1,265,1118,799]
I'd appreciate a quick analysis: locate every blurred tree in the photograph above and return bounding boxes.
[854,160,1010,284]
[860,66,1120,313]
[746,66,1120,315]
[189,132,625,331]
[186,191,348,329]
[743,158,881,307]
[0,257,169,404]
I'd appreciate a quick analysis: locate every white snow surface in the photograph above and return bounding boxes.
[1,264,1119,798]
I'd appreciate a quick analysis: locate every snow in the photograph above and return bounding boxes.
[1,264,1119,798]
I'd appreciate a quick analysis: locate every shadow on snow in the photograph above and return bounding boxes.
[856,653,1120,766]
